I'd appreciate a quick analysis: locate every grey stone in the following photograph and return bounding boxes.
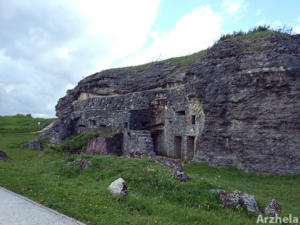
[217,190,260,214]
[41,33,300,175]
[28,139,41,150]
[151,156,190,181]
[0,150,7,161]
[169,167,190,182]
[67,158,91,170]
[264,199,282,216]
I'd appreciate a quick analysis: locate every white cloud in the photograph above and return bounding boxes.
[222,0,245,14]
[74,0,162,69]
[120,5,222,67]
[293,26,300,34]
[293,16,300,34]
[0,0,162,117]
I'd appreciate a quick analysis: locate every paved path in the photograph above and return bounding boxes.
[0,187,85,225]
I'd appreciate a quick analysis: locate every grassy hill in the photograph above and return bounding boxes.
[0,115,299,225]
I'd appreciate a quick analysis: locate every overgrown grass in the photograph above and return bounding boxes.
[1,116,299,225]
[51,130,116,153]
[217,25,293,43]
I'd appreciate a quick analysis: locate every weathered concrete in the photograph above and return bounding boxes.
[41,33,300,175]
[0,187,85,225]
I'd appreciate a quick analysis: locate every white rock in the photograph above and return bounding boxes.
[107,178,128,195]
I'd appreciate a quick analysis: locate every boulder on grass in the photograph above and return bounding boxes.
[217,190,260,214]
[0,150,7,161]
[264,199,282,216]
[28,139,41,150]
[108,178,128,195]
[169,167,190,182]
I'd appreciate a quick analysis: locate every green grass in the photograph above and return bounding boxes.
[0,114,55,133]
[217,25,292,43]
[1,116,299,225]
[105,49,207,74]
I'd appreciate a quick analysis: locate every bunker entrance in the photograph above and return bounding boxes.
[151,130,164,156]
[174,136,182,159]
[187,136,195,160]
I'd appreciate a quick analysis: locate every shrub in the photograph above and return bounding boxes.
[53,133,100,153]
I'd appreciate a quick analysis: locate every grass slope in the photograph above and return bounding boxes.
[0,115,55,133]
[0,116,299,225]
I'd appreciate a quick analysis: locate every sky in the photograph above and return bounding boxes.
[0,0,300,118]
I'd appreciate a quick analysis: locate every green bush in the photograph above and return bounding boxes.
[53,133,100,153]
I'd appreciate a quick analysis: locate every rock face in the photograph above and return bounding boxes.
[264,199,282,216]
[108,178,128,195]
[217,190,260,214]
[0,150,7,161]
[43,33,300,175]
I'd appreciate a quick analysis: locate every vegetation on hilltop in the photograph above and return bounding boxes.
[0,114,55,133]
[217,25,293,43]
[102,25,294,75]
[0,115,299,225]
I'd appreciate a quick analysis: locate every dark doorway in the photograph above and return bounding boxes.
[187,136,195,160]
[174,136,182,159]
[176,111,185,116]
[191,115,196,124]
[151,130,164,156]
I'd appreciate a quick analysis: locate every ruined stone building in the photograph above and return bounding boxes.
[43,33,300,175]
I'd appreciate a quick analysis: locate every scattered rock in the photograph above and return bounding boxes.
[0,150,7,161]
[169,167,190,182]
[147,167,155,172]
[67,158,91,170]
[151,155,180,168]
[108,178,128,195]
[28,139,41,150]
[151,155,190,182]
[264,199,282,216]
[217,190,260,214]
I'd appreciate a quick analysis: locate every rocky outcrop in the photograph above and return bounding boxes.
[42,33,300,175]
[217,190,261,214]
[264,199,282,216]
